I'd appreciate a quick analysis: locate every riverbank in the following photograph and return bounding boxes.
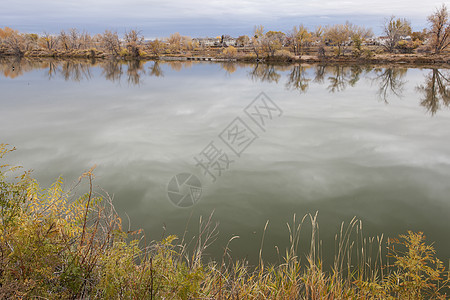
[1,46,449,68]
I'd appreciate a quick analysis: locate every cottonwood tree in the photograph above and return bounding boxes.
[382,16,411,52]
[265,31,285,57]
[149,39,164,56]
[23,33,38,51]
[79,31,93,49]
[251,25,265,59]
[181,35,195,50]
[168,32,182,52]
[0,27,26,56]
[4,31,25,56]
[349,24,373,52]
[324,23,351,56]
[236,35,250,47]
[427,4,450,54]
[124,29,144,57]
[287,25,311,56]
[0,27,19,43]
[69,28,81,49]
[100,30,121,56]
[40,32,58,51]
[313,26,326,56]
[59,30,70,50]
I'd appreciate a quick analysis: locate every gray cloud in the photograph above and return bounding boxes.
[0,0,443,36]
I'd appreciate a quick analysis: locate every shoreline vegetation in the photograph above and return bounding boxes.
[1,145,450,299]
[1,44,449,67]
[1,4,450,66]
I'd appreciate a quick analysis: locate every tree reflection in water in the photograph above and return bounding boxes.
[248,64,282,83]
[416,69,450,115]
[372,67,407,103]
[126,60,145,85]
[101,60,123,82]
[285,65,311,93]
[60,60,93,82]
[1,58,449,115]
[313,65,326,84]
[149,61,163,77]
[221,62,237,75]
[326,65,364,93]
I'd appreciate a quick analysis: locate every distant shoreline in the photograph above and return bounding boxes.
[1,50,449,68]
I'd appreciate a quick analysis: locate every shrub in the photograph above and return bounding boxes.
[397,40,420,54]
[118,48,129,57]
[269,49,295,62]
[222,45,237,58]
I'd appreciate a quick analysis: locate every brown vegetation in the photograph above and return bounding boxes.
[0,4,449,64]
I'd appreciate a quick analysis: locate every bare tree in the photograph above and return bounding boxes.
[251,25,265,59]
[168,32,182,53]
[23,33,38,51]
[181,35,194,50]
[59,30,70,50]
[69,28,81,49]
[41,32,59,51]
[313,26,326,57]
[148,39,164,56]
[4,33,25,56]
[79,31,93,49]
[287,25,311,56]
[264,31,285,57]
[348,24,373,52]
[382,16,411,52]
[124,29,144,57]
[1,28,25,56]
[324,23,351,56]
[427,4,450,54]
[100,30,121,56]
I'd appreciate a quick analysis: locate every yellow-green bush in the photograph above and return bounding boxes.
[222,46,237,58]
[118,48,129,57]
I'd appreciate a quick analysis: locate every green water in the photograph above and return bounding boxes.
[1,58,449,264]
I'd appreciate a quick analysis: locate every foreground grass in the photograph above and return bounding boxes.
[0,144,449,299]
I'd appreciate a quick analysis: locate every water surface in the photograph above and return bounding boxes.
[1,58,449,264]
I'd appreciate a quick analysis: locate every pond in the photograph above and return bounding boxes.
[1,58,449,265]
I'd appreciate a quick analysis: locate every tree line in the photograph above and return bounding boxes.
[0,4,448,59]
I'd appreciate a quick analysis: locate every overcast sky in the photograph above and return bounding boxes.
[0,0,445,37]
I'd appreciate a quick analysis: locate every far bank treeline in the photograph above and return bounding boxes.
[0,4,449,63]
